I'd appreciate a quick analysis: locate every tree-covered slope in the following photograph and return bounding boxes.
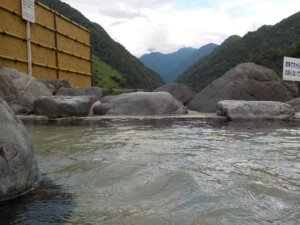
[140,48,197,83]
[39,0,164,90]
[171,43,218,82]
[177,12,300,92]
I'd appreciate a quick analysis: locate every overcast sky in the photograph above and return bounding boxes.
[62,0,299,57]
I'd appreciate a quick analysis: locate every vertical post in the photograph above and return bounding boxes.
[26,21,32,76]
[90,32,92,87]
[54,11,59,79]
[297,82,300,98]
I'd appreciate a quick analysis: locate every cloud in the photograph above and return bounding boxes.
[98,7,145,19]
[97,0,173,19]
[110,20,127,26]
[148,48,156,52]
[61,0,300,56]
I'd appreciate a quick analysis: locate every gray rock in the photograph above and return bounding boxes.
[188,63,294,112]
[217,100,295,121]
[153,83,196,105]
[0,67,52,114]
[101,95,116,103]
[56,87,102,101]
[95,92,187,115]
[286,98,300,112]
[93,103,114,115]
[37,79,71,94]
[33,96,95,118]
[0,98,39,201]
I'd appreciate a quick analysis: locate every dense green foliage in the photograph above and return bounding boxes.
[92,55,125,89]
[140,44,217,83]
[289,41,300,58]
[177,12,300,92]
[39,0,164,90]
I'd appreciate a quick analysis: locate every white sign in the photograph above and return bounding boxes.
[283,56,300,82]
[22,0,35,23]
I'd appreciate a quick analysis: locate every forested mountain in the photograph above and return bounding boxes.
[177,12,300,92]
[140,48,196,83]
[140,44,217,83]
[39,0,164,90]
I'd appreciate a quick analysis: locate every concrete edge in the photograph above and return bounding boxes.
[17,112,300,125]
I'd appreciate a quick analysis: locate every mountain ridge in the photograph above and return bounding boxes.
[140,44,217,83]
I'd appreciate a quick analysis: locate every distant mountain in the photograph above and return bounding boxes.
[140,48,197,83]
[177,12,300,91]
[39,0,164,90]
[171,44,219,81]
[140,44,218,83]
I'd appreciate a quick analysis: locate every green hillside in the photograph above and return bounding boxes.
[289,41,300,58]
[177,12,300,92]
[92,55,125,89]
[39,0,164,90]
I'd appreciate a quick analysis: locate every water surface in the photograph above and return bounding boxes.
[1,120,300,224]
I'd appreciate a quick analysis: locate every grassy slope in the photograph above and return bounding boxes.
[92,55,125,89]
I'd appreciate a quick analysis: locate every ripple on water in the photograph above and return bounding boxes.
[2,121,300,225]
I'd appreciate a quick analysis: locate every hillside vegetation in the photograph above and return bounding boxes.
[39,0,164,90]
[178,12,300,91]
[92,55,125,89]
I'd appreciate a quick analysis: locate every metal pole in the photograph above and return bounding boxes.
[26,21,32,76]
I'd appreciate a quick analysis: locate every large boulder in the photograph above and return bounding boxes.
[0,67,52,114]
[188,63,294,112]
[33,96,95,118]
[0,98,39,201]
[56,87,102,101]
[37,79,71,94]
[94,92,187,115]
[286,98,300,112]
[101,95,116,103]
[153,83,196,105]
[217,100,295,121]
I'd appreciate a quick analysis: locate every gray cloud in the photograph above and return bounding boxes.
[130,0,173,8]
[62,0,175,21]
[110,20,127,26]
[98,7,145,19]
[97,0,174,19]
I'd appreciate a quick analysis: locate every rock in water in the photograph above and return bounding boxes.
[188,63,294,112]
[94,92,187,115]
[56,87,102,101]
[153,83,196,105]
[0,98,39,201]
[0,67,52,114]
[217,100,295,121]
[33,96,95,118]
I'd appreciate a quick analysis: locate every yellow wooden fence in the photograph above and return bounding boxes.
[0,0,92,87]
